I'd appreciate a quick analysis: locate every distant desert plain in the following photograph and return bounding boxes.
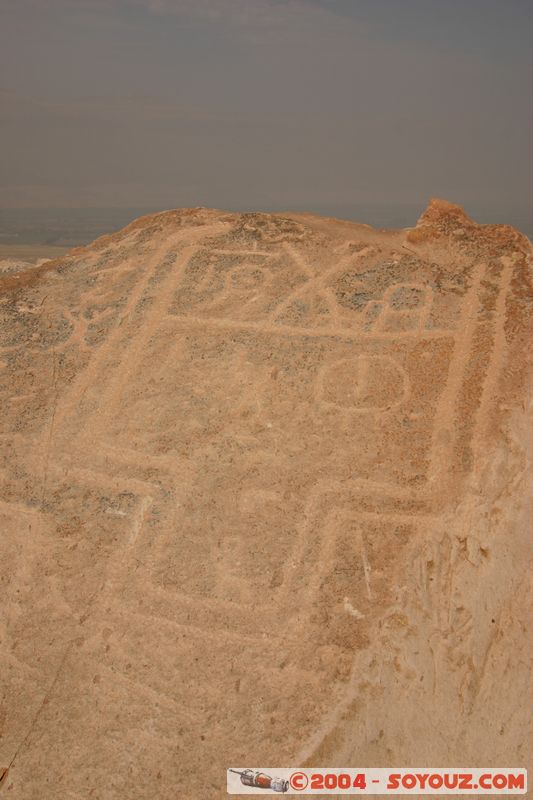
[0,200,531,799]
[0,244,69,272]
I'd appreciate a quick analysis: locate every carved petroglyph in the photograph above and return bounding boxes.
[316,355,410,413]
[371,282,434,333]
[1,204,531,798]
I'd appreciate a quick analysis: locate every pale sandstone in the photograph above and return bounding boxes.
[0,201,531,798]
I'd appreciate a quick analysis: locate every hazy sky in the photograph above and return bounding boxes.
[1,0,532,219]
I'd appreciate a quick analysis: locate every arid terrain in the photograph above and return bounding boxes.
[0,244,70,265]
[0,200,531,799]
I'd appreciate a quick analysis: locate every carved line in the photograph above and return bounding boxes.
[267,243,370,324]
[165,312,455,342]
[50,222,228,440]
[315,354,410,414]
[427,263,485,485]
[471,258,514,464]
[373,282,434,333]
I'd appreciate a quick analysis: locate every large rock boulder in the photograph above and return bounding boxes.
[1,201,531,798]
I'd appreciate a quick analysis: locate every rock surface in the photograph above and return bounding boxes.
[0,201,532,798]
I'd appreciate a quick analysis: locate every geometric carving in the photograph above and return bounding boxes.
[1,203,530,798]
[317,355,410,412]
